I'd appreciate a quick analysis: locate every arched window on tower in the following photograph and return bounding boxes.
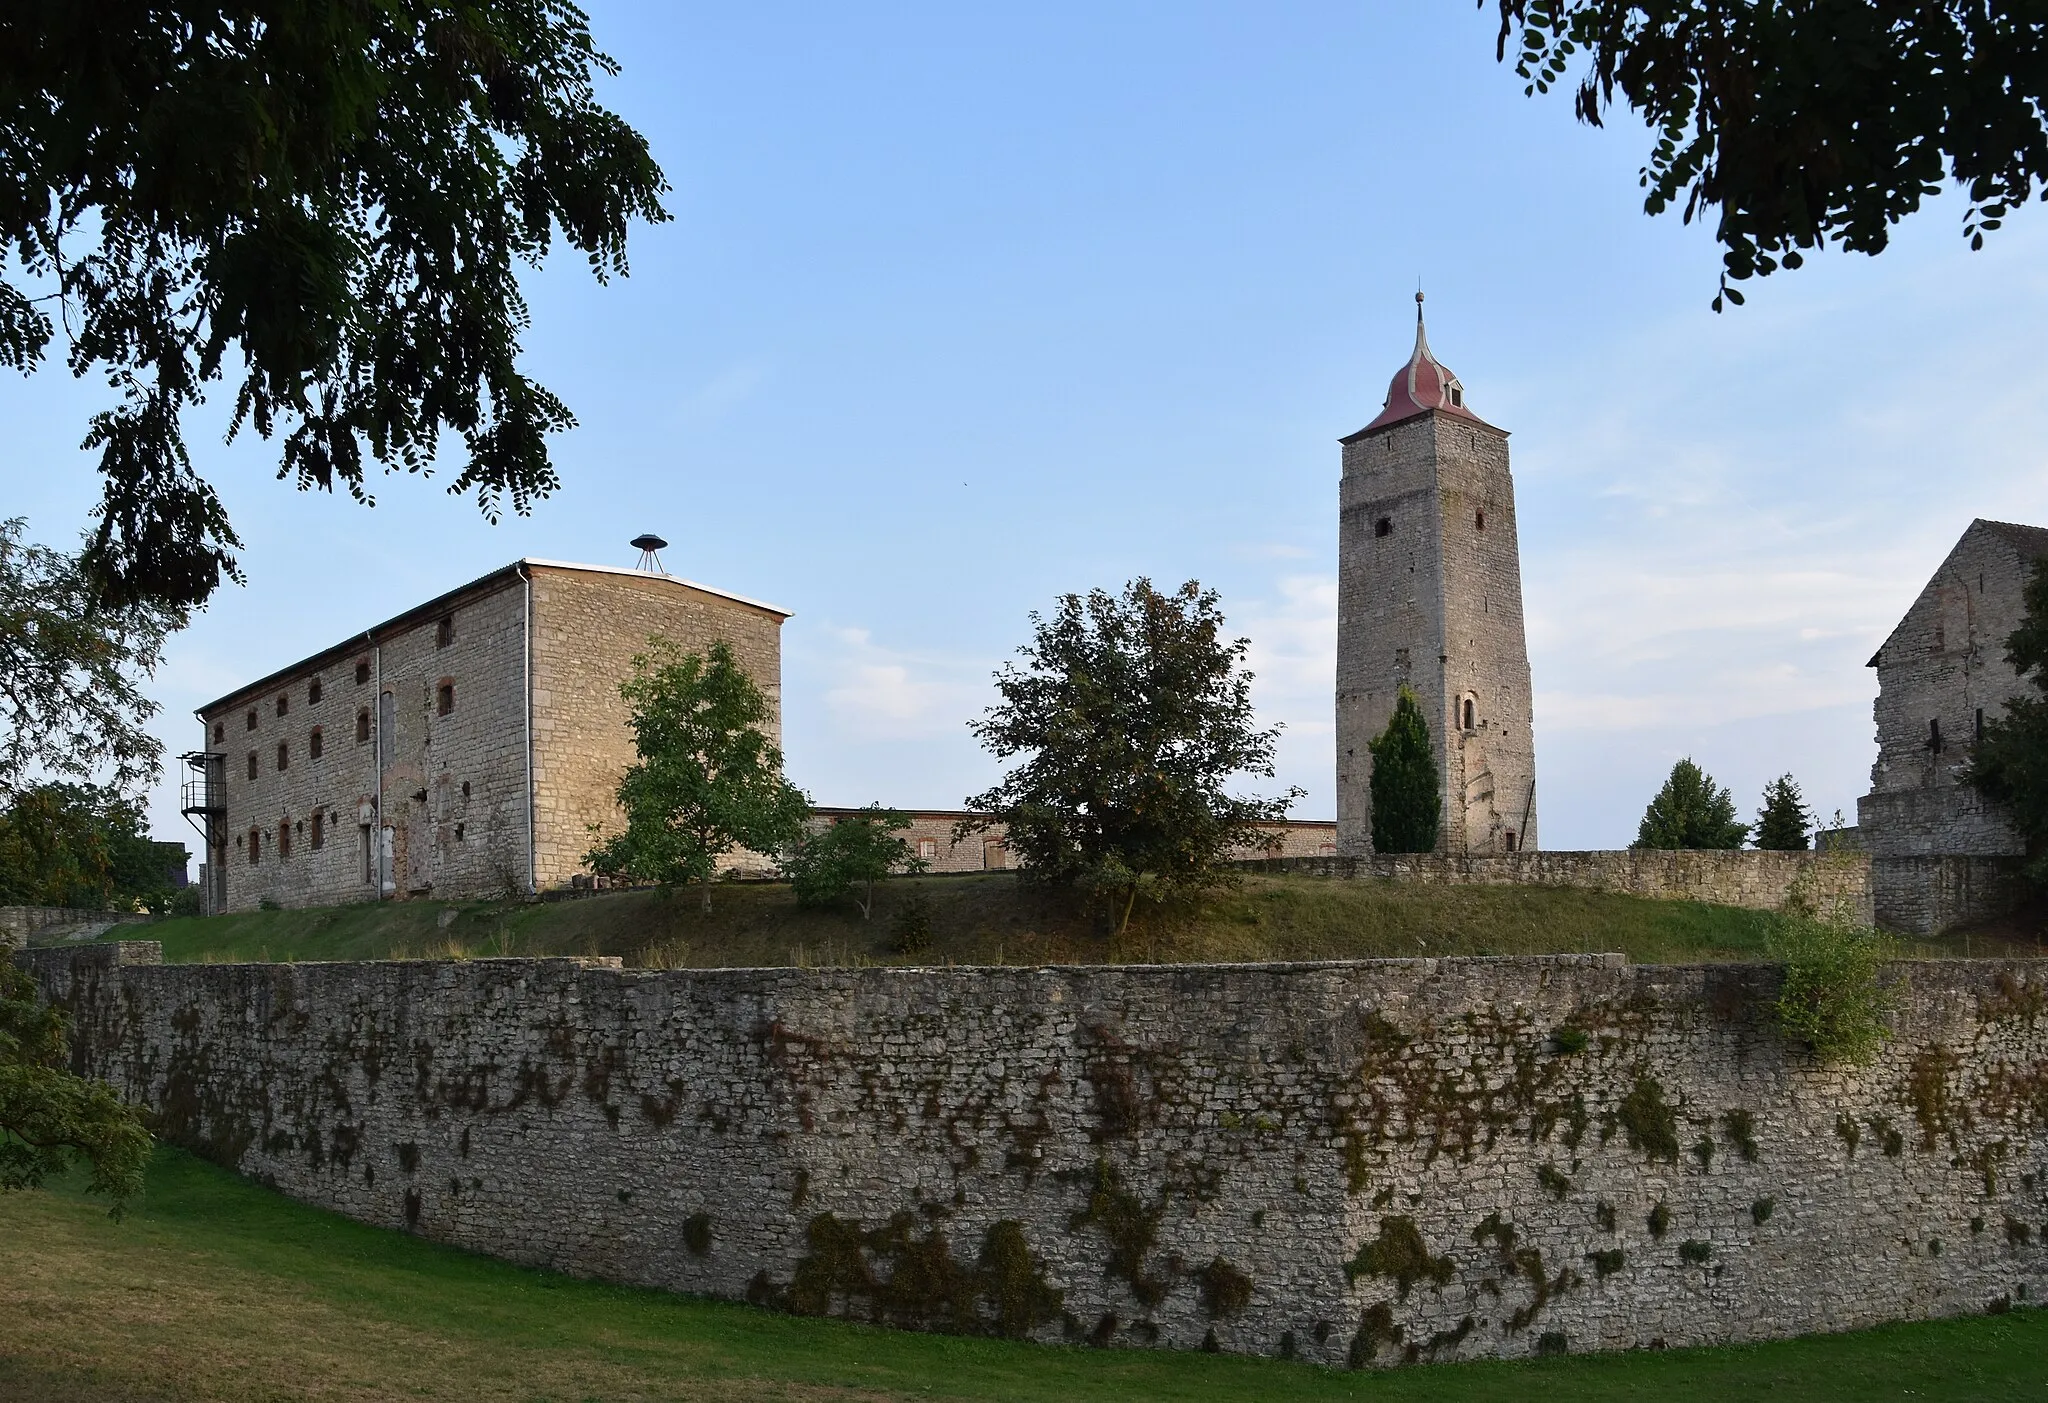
[1475,509,1486,531]
[1374,517,1392,538]
[1461,695,1477,731]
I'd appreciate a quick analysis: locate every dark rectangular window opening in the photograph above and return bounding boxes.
[435,616,455,648]
[213,721,225,743]
[246,709,258,731]
[356,709,371,744]
[437,682,455,716]
[248,828,261,864]
[1976,707,1985,744]
[309,727,323,760]
[1504,830,1518,852]
[1928,718,1944,754]
[355,660,371,685]
[247,752,259,781]
[359,825,374,883]
[277,742,289,772]
[455,822,465,842]
[309,678,322,706]
[1374,516,1392,538]
[311,812,325,850]
[278,821,292,860]
[276,694,289,718]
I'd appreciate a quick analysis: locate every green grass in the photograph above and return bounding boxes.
[3,1148,2047,1402]
[52,871,1924,970]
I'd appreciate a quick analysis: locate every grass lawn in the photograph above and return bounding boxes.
[52,871,1994,969]
[2,1149,2046,1402]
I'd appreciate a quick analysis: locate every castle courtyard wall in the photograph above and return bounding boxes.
[25,939,2048,1366]
[1249,850,1874,927]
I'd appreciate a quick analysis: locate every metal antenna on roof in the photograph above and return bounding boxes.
[630,534,670,575]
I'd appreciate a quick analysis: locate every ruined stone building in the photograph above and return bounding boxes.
[185,560,788,913]
[804,808,1339,875]
[1859,518,2046,930]
[1336,296,1538,855]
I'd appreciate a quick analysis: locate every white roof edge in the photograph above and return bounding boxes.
[520,559,793,618]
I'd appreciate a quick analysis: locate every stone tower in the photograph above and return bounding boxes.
[1336,296,1538,855]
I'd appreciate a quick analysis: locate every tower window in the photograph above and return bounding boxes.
[1504,830,1517,852]
[461,781,471,799]
[356,708,371,744]
[1928,718,1943,754]
[278,820,291,860]
[277,742,289,771]
[1976,708,1985,744]
[309,678,322,705]
[311,812,324,850]
[309,727,323,760]
[455,823,465,842]
[435,616,455,648]
[437,681,455,716]
[1462,697,1476,730]
[213,721,225,744]
[1450,386,1463,407]
[355,659,371,685]
[276,694,288,718]
[248,827,261,864]
[1375,517,1392,538]
[246,709,258,731]
[247,752,258,781]
[1475,509,1486,531]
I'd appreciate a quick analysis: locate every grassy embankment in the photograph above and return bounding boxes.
[4,1148,2046,1403]
[60,870,1930,969]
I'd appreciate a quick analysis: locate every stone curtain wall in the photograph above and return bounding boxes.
[25,941,2048,1366]
[1250,851,1874,927]
[1873,857,2032,936]
[0,907,150,943]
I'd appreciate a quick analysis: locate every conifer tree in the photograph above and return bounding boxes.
[1633,758,1748,850]
[1369,687,1440,854]
[1753,774,1811,851]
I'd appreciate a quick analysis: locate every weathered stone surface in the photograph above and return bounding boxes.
[1252,850,1873,927]
[23,942,2048,1364]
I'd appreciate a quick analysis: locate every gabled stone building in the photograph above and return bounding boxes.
[1336,296,1538,855]
[1859,518,2046,930]
[187,559,788,913]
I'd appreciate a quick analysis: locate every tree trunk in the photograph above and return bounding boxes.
[1117,882,1139,937]
[700,879,713,916]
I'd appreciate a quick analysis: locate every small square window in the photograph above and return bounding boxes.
[309,678,322,706]
[435,616,454,648]
[355,660,371,685]
[1375,517,1392,538]
[917,838,938,860]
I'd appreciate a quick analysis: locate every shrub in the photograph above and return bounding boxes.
[1768,913,1895,1064]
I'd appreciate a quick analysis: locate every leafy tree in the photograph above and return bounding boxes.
[585,639,809,913]
[963,579,1300,935]
[0,521,184,799]
[1368,687,1441,854]
[1966,559,2048,880]
[783,806,927,920]
[1633,758,1749,850]
[0,4,669,610]
[1767,912,1895,1065]
[0,783,176,909]
[1753,774,1812,851]
[1492,0,2048,309]
[1,947,153,1214]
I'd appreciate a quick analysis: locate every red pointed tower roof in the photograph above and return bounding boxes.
[1356,292,1494,435]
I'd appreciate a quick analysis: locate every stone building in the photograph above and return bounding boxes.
[186,559,788,913]
[805,808,1339,875]
[1858,518,2045,930]
[1336,296,1538,855]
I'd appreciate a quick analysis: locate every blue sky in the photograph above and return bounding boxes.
[8,0,2048,863]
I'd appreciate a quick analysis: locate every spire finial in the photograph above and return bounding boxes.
[1416,287,1425,322]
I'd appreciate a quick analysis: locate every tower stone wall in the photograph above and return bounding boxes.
[1336,312,1538,856]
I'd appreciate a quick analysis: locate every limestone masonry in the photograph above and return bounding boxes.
[28,939,2048,1364]
[1859,519,2047,932]
[1337,297,1537,858]
[187,560,787,914]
